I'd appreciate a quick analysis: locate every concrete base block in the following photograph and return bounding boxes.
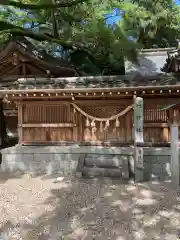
[75,172,82,178]
[1,146,79,177]
[0,145,178,181]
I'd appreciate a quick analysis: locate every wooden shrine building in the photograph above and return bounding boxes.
[0,36,79,141]
[3,74,180,146]
[2,47,180,179]
[0,36,78,78]
[2,44,180,146]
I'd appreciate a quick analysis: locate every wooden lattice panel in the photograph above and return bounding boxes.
[81,105,126,118]
[144,105,167,122]
[144,98,180,123]
[23,103,72,123]
[80,104,132,142]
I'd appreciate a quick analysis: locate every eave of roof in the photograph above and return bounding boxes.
[0,37,79,77]
[0,75,180,96]
[140,47,176,53]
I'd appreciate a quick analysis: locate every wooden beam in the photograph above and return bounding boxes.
[22,63,26,75]
[144,123,168,128]
[9,95,133,101]
[0,64,16,76]
[0,54,13,65]
[126,111,132,141]
[2,84,180,94]
[22,123,76,128]
[0,59,12,74]
[21,140,172,147]
[7,93,180,101]
[17,100,131,105]
[18,102,23,143]
[7,64,21,75]
[26,63,46,75]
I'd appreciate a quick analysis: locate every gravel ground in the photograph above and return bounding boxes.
[0,174,180,240]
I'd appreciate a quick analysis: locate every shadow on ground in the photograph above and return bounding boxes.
[1,177,180,239]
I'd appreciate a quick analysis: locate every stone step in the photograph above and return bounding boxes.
[81,167,129,179]
[84,154,128,168]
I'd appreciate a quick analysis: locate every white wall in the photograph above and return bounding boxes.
[125,48,174,78]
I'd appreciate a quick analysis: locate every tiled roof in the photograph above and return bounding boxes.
[0,74,180,90]
[0,36,79,77]
[161,47,180,73]
[0,42,179,89]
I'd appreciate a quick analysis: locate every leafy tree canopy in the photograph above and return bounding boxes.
[0,0,180,75]
[119,0,180,48]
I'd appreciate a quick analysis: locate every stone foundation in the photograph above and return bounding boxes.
[0,145,178,181]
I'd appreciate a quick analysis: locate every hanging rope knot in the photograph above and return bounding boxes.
[86,118,90,127]
[100,122,103,132]
[91,120,96,127]
[105,120,109,127]
[92,126,97,133]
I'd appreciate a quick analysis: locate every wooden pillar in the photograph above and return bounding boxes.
[126,111,132,142]
[17,101,23,144]
[72,107,78,142]
[134,96,144,182]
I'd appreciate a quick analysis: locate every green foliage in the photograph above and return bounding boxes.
[1,0,88,9]
[0,0,180,75]
[0,0,135,75]
[119,0,180,48]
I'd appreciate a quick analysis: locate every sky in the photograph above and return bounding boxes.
[105,8,121,26]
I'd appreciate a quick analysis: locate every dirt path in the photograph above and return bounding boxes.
[0,174,180,240]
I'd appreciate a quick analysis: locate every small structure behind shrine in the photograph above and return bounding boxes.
[0,36,79,146]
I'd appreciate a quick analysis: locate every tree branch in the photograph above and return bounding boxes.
[0,0,88,9]
[0,20,87,50]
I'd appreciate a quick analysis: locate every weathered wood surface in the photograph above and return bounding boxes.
[22,123,75,128]
[17,98,180,144]
[18,102,23,143]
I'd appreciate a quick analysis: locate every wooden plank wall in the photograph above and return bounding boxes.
[20,98,180,144]
[22,102,74,142]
